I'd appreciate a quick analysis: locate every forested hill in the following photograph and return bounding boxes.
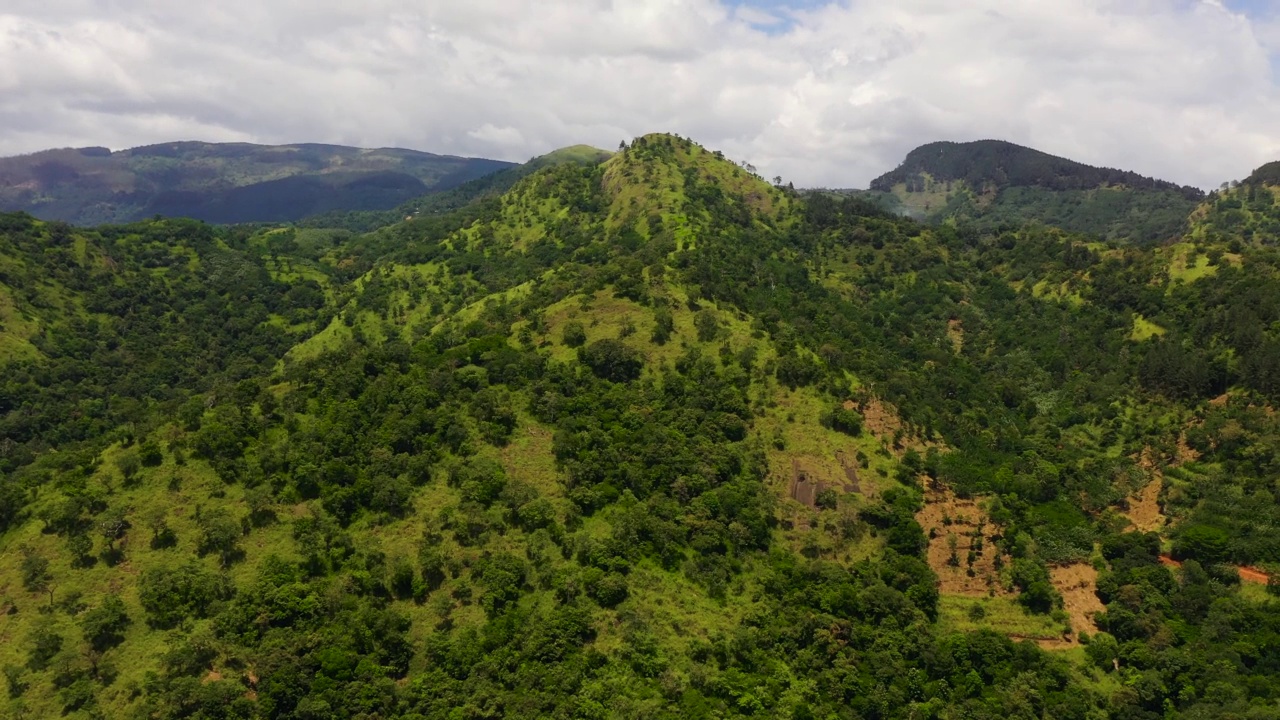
[298,144,614,233]
[866,139,1206,243]
[0,142,514,226]
[5,132,1280,719]
[870,140,1200,197]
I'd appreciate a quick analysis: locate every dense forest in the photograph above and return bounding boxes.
[2,133,1280,719]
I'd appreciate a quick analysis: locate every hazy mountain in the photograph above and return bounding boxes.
[0,141,514,225]
[866,139,1205,243]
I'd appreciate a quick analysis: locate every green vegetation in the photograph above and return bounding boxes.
[3,132,1280,718]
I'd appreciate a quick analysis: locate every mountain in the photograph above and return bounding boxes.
[868,139,1205,243]
[0,141,514,225]
[1244,160,1280,187]
[4,133,1280,719]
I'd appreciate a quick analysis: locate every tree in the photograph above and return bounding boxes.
[476,553,527,616]
[694,310,720,343]
[138,563,232,628]
[66,533,94,568]
[578,339,643,383]
[143,506,177,549]
[815,488,839,511]
[116,450,142,483]
[1176,524,1230,563]
[139,440,164,467]
[19,546,50,594]
[651,308,674,345]
[26,617,62,671]
[81,596,130,651]
[562,321,587,348]
[196,508,243,565]
[98,507,129,553]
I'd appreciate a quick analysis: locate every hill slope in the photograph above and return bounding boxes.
[868,139,1205,243]
[4,133,1280,719]
[299,144,614,233]
[0,142,514,225]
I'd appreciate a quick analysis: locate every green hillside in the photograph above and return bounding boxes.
[299,145,614,233]
[0,142,514,226]
[866,140,1205,243]
[4,133,1280,719]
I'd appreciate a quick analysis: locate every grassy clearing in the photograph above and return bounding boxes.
[1130,314,1167,342]
[1032,278,1087,307]
[1166,243,1217,284]
[937,594,1067,640]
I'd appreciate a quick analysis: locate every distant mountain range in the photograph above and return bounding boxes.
[0,142,514,225]
[1,136,1256,245]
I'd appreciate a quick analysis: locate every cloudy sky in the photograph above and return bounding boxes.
[1,0,1278,188]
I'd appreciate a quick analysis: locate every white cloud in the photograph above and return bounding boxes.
[1,0,1278,188]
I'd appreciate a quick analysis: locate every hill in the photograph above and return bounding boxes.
[0,142,514,225]
[867,139,1205,243]
[4,133,1280,719]
[298,144,614,233]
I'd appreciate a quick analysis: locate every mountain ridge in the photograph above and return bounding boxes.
[0,141,515,226]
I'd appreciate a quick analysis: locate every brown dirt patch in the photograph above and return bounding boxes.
[1124,478,1165,533]
[1051,563,1104,637]
[947,318,964,353]
[1123,447,1167,532]
[853,397,937,458]
[916,488,1010,597]
[1176,432,1200,465]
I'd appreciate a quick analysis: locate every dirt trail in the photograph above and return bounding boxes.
[1159,555,1271,585]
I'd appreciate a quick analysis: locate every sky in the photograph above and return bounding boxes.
[2,0,1279,189]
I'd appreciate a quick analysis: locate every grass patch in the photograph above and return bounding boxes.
[1167,243,1217,284]
[1130,314,1167,342]
[937,594,1068,640]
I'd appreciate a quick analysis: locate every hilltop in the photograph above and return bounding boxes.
[0,141,513,225]
[867,139,1205,243]
[300,144,615,233]
[3,132,1280,719]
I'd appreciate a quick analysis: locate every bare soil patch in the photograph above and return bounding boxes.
[1051,563,1104,637]
[916,487,1010,597]
[1125,478,1165,533]
[853,397,937,458]
[1123,447,1168,532]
